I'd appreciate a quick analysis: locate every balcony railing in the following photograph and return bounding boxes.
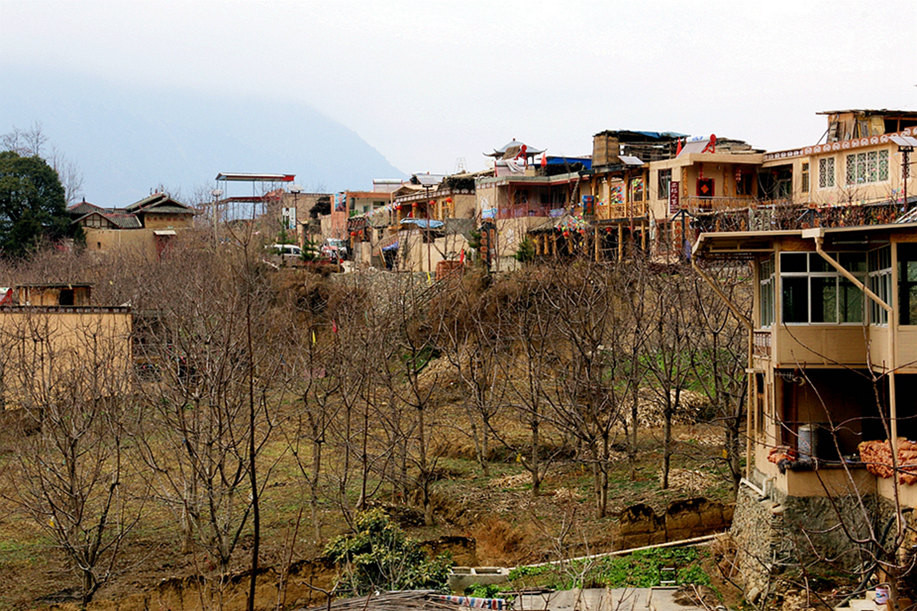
[495,205,553,219]
[600,202,647,219]
[683,196,756,213]
[753,330,771,358]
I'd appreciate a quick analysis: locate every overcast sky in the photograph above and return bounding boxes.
[2,0,916,176]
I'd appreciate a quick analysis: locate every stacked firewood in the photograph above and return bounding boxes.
[857,439,917,484]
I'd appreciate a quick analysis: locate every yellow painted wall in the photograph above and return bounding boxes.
[766,143,907,207]
[397,230,469,273]
[0,308,133,407]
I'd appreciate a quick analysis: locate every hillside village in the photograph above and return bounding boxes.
[3,107,917,610]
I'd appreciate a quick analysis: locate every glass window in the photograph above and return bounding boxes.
[839,278,864,323]
[899,244,917,325]
[780,251,868,324]
[810,276,838,323]
[759,256,775,327]
[782,276,809,323]
[782,252,808,273]
[809,252,833,273]
[846,150,890,185]
[801,162,810,194]
[819,157,835,188]
[657,169,671,200]
[869,246,892,325]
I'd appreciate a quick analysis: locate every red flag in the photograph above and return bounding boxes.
[540,154,547,169]
[675,139,683,156]
[459,248,465,264]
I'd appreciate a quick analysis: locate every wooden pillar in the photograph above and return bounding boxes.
[552,233,557,256]
[641,221,647,251]
[617,224,624,261]
[595,226,601,261]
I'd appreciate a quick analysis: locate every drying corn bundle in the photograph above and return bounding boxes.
[857,439,917,484]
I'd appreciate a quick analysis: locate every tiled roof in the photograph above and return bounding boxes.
[104,213,143,229]
[124,192,193,213]
[68,201,104,216]
[141,204,194,215]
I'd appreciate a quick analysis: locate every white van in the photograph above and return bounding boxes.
[267,243,302,263]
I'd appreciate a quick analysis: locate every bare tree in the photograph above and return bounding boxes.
[496,268,564,495]
[2,123,84,203]
[645,268,697,490]
[133,239,280,607]
[1,310,140,606]
[540,261,623,516]
[689,262,749,491]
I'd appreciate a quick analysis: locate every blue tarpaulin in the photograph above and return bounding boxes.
[382,241,399,252]
[400,218,445,229]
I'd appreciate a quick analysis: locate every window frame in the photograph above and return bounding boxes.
[845,149,890,186]
[898,243,917,326]
[818,157,836,189]
[868,245,892,326]
[779,251,867,325]
[759,256,775,328]
[657,168,672,201]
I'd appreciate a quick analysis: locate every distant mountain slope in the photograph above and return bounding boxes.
[0,66,404,205]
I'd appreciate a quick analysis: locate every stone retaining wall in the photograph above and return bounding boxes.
[730,479,898,604]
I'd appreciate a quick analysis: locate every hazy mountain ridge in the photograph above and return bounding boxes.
[0,66,404,205]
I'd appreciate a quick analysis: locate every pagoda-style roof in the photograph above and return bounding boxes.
[485,139,545,158]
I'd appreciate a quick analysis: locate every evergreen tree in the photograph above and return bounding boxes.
[0,150,78,258]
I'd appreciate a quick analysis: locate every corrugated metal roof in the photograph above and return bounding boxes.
[215,172,295,182]
[817,109,917,116]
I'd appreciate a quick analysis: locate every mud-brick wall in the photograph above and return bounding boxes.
[616,497,734,550]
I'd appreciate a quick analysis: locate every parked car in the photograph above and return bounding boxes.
[266,243,303,264]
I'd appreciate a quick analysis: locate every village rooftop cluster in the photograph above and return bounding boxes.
[12,106,917,607]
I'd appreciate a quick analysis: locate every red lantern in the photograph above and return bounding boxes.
[562,230,570,238]
[445,197,453,204]
[605,227,612,233]
[412,202,418,208]
[579,229,586,235]
[395,204,402,211]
